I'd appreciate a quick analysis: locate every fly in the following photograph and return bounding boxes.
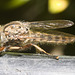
[0,20,75,60]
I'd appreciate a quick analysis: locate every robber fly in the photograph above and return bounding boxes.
[0,20,75,60]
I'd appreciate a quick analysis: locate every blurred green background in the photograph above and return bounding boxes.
[0,0,75,56]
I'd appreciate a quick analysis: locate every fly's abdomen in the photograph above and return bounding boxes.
[31,32,75,44]
[46,35,75,44]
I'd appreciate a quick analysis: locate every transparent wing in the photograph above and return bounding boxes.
[29,20,74,29]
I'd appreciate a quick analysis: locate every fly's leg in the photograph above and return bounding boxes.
[31,44,59,60]
[19,43,59,60]
[0,44,32,55]
[5,44,32,51]
[0,46,11,52]
[0,44,32,56]
[0,46,10,56]
[35,43,41,54]
[0,44,59,59]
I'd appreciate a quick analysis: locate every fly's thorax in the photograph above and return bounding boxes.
[3,21,30,41]
[1,31,30,47]
[0,22,31,47]
[4,30,30,41]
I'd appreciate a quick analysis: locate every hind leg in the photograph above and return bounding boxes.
[31,44,59,60]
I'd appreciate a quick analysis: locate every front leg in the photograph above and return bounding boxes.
[6,44,32,52]
[31,44,59,60]
[0,44,32,54]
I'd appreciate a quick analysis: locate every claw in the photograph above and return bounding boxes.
[56,56,59,60]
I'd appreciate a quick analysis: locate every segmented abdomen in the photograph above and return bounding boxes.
[31,32,75,44]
